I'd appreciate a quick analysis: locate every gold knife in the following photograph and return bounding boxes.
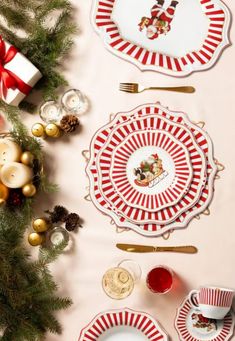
[116,244,198,254]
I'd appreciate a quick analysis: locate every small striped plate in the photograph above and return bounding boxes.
[78,308,168,341]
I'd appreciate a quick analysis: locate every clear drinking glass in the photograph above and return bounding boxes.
[102,260,141,300]
[146,265,174,294]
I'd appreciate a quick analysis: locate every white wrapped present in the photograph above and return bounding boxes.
[0,36,42,106]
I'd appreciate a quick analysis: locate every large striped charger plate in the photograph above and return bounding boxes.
[86,103,218,237]
[91,0,231,76]
[95,114,206,225]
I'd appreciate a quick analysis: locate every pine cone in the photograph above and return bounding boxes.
[46,205,68,223]
[60,115,80,133]
[65,213,81,231]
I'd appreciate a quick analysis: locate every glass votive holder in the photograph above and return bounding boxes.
[61,89,88,115]
[48,227,69,247]
[146,265,174,294]
[39,100,63,124]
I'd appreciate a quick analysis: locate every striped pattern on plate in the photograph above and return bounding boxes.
[79,308,168,341]
[109,129,192,212]
[175,295,234,341]
[91,0,230,76]
[86,103,217,237]
[94,113,206,225]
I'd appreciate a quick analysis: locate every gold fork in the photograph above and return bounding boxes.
[119,83,195,94]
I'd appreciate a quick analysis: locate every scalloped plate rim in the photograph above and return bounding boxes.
[90,0,231,76]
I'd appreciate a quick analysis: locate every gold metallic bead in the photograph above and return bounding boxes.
[33,218,50,233]
[28,232,45,246]
[22,183,37,197]
[21,151,34,166]
[0,183,9,201]
[31,123,45,138]
[45,123,61,138]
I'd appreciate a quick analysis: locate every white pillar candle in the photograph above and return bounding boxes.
[0,139,22,165]
[0,162,33,188]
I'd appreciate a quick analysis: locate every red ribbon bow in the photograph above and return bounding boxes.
[0,36,32,100]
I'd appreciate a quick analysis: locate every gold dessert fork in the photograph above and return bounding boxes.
[119,83,195,94]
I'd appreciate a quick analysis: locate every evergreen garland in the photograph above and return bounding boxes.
[0,1,76,340]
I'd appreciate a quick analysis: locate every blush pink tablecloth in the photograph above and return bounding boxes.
[24,1,235,340]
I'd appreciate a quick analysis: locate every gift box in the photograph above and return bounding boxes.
[0,36,42,106]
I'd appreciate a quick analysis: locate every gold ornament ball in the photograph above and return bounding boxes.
[22,184,37,197]
[33,218,50,233]
[32,123,45,138]
[28,232,45,246]
[45,123,61,138]
[21,151,34,166]
[0,183,9,202]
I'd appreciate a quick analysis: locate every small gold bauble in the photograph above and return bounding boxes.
[21,151,34,166]
[22,184,37,197]
[0,183,9,201]
[31,123,45,138]
[28,232,45,246]
[45,123,61,138]
[33,218,50,233]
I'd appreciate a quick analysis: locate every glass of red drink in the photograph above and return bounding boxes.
[146,266,174,294]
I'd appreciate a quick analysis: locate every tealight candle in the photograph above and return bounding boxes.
[0,162,33,188]
[61,89,87,114]
[0,139,22,165]
[39,100,63,124]
[49,227,69,246]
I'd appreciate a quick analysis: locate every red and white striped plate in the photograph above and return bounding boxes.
[95,114,206,225]
[175,292,235,341]
[78,308,168,341]
[86,104,217,236]
[109,129,193,212]
[91,0,231,76]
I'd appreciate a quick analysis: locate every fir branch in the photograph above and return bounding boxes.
[38,241,68,265]
[0,23,23,47]
[36,0,72,20]
[0,0,76,339]
[39,174,59,194]
[0,5,33,32]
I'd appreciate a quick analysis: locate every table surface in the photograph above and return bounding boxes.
[24,1,235,340]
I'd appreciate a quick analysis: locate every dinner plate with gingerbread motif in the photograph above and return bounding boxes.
[85,103,218,236]
[95,113,206,225]
[78,308,168,341]
[175,292,235,341]
[91,0,231,76]
[109,129,193,212]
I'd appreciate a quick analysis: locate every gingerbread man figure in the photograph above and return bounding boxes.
[139,0,179,40]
